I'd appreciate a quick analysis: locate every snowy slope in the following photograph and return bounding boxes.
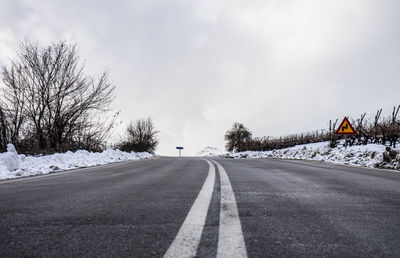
[0,144,153,180]
[199,142,400,170]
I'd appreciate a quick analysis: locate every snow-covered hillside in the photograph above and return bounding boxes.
[196,146,226,157]
[199,142,400,170]
[0,144,153,180]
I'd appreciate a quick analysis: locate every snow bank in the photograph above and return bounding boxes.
[199,142,400,170]
[0,144,153,180]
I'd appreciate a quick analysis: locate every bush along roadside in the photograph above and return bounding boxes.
[379,146,400,169]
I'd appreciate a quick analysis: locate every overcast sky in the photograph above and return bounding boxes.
[1,0,400,155]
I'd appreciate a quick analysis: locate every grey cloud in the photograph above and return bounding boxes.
[1,0,400,155]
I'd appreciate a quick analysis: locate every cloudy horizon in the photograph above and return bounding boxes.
[1,0,399,155]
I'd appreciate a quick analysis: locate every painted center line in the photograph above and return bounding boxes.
[213,160,248,258]
[164,159,247,258]
[163,159,216,258]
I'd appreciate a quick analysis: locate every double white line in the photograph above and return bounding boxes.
[164,160,247,258]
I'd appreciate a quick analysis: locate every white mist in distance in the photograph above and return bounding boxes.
[0,1,399,155]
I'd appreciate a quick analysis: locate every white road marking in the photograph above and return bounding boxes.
[163,159,216,258]
[213,160,248,258]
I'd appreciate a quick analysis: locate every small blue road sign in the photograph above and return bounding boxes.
[176,146,183,157]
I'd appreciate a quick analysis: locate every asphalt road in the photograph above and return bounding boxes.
[1,157,400,257]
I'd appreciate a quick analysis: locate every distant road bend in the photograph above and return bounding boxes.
[1,157,400,257]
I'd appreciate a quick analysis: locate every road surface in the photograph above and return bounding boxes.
[1,157,400,257]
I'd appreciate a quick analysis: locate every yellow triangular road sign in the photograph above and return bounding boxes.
[335,117,357,135]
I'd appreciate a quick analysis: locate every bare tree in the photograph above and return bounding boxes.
[0,39,116,153]
[329,119,338,147]
[389,105,400,148]
[117,118,159,153]
[0,107,8,151]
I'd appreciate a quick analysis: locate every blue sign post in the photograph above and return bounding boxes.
[176,146,184,157]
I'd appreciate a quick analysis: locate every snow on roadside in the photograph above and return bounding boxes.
[198,142,400,170]
[0,144,153,180]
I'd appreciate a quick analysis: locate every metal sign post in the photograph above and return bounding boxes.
[176,146,184,157]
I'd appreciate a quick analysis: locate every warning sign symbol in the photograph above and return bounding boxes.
[335,117,357,135]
